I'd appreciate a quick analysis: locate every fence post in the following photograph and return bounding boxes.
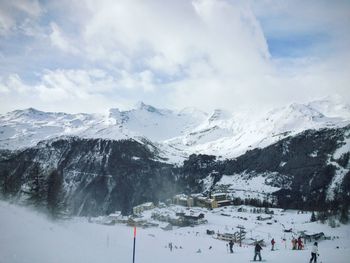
[133,227,136,263]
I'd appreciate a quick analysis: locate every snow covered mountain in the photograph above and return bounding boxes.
[0,98,349,162]
[0,97,349,216]
[0,125,349,216]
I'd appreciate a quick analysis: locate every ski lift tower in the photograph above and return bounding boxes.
[237,225,245,247]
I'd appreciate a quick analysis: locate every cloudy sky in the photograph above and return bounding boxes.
[0,0,349,114]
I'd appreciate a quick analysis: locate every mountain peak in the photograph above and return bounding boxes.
[136,101,160,113]
[208,109,232,122]
[16,107,41,114]
[9,107,47,118]
[288,103,324,118]
[134,101,174,116]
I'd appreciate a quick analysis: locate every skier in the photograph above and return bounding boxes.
[292,237,297,250]
[169,242,173,252]
[229,240,234,253]
[309,242,319,263]
[271,238,275,251]
[253,242,263,261]
[297,237,303,250]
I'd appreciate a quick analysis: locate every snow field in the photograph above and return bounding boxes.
[1,201,350,263]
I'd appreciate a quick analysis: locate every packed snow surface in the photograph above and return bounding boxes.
[1,201,350,263]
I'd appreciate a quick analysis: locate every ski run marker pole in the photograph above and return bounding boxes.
[133,227,136,263]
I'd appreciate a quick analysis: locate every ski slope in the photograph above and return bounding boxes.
[1,201,349,263]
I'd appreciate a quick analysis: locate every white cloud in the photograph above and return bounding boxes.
[0,0,349,114]
[117,70,156,92]
[72,0,276,111]
[80,0,270,73]
[0,69,158,113]
[49,22,79,54]
[0,0,43,36]
[11,0,42,17]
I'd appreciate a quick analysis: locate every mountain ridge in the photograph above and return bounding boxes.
[0,98,349,163]
[0,125,349,216]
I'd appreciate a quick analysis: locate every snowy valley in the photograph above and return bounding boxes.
[0,98,350,263]
[1,200,350,263]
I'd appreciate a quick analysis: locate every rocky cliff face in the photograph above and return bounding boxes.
[0,137,181,216]
[210,125,350,209]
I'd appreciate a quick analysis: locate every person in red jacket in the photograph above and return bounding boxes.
[297,237,303,250]
[271,238,276,251]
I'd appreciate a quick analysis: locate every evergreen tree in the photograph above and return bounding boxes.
[340,204,349,224]
[328,217,337,228]
[47,169,65,219]
[264,206,269,214]
[310,211,317,222]
[317,211,328,224]
[28,165,46,208]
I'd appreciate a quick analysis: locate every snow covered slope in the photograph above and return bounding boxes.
[1,200,350,263]
[0,98,349,162]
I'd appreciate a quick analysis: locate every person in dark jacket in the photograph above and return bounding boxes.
[253,242,262,261]
[169,242,173,252]
[229,240,234,253]
[309,242,318,263]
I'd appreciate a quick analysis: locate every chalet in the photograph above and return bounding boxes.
[215,229,246,243]
[216,233,236,241]
[178,211,207,226]
[212,193,227,201]
[151,210,207,227]
[183,212,205,220]
[237,206,247,212]
[299,232,327,243]
[195,196,218,209]
[206,229,215,235]
[173,194,194,207]
[172,193,232,209]
[217,199,233,207]
[256,215,273,221]
[211,193,233,207]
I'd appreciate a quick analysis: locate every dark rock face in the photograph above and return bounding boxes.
[0,137,180,216]
[218,125,350,209]
[180,154,220,193]
[0,125,349,216]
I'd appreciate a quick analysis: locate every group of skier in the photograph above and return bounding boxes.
[168,236,319,262]
[292,236,304,250]
[226,238,319,262]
